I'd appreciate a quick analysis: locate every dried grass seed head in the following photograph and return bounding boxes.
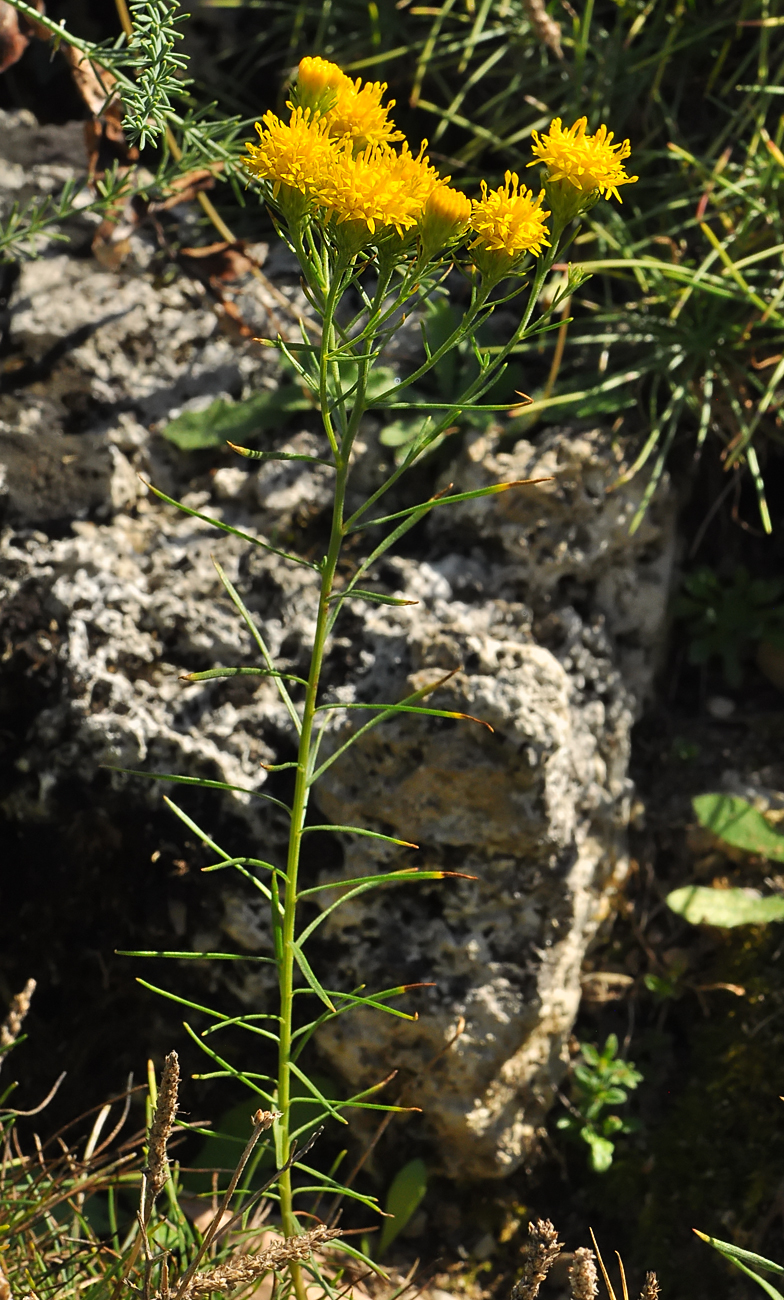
[181,1224,342,1299]
[145,1051,180,1211]
[570,1248,599,1300]
[639,1272,660,1300]
[0,979,36,1051]
[511,1219,563,1300]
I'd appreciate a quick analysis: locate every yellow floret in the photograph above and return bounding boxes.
[243,108,336,207]
[529,116,637,202]
[323,75,404,150]
[470,172,551,260]
[315,140,441,238]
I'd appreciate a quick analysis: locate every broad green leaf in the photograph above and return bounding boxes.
[693,794,784,861]
[666,885,784,927]
[377,1158,427,1257]
[160,386,313,451]
[581,1128,615,1172]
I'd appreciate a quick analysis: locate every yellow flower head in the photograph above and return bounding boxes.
[417,183,472,258]
[243,107,335,203]
[529,116,637,202]
[316,140,440,238]
[323,75,404,150]
[470,172,551,260]
[294,56,348,114]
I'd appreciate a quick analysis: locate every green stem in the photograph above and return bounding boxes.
[275,271,352,1300]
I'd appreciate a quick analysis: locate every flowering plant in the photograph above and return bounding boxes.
[138,57,636,1300]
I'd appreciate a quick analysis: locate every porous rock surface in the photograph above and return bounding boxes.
[0,112,677,1178]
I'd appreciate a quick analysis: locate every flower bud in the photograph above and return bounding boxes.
[293,56,347,115]
[417,184,472,260]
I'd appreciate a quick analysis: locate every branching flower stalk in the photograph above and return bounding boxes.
[119,55,637,1300]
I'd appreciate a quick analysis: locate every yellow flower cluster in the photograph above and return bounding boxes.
[243,57,636,263]
[529,116,637,203]
[469,173,551,261]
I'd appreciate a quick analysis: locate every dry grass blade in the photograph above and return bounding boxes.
[143,1051,179,1218]
[511,1220,563,1300]
[570,1247,599,1300]
[180,1224,342,1300]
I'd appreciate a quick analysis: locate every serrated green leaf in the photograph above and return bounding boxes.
[378,1158,428,1257]
[693,794,784,861]
[160,386,313,451]
[666,885,784,927]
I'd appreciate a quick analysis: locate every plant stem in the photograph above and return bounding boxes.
[275,272,351,1300]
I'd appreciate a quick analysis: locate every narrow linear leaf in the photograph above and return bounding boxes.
[301,825,418,849]
[227,441,334,467]
[181,1022,276,1104]
[212,558,302,736]
[290,941,337,1012]
[182,666,308,686]
[297,868,443,898]
[327,589,419,607]
[163,795,232,860]
[310,670,462,783]
[315,701,493,731]
[118,950,277,963]
[288,1062,347,1125]
[693,1232,784,1276]
[349,478,551,532]
[112,767,292,816]
[378,1159,428,1257]
[134,979,230,1023]
[142,480,318,570]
